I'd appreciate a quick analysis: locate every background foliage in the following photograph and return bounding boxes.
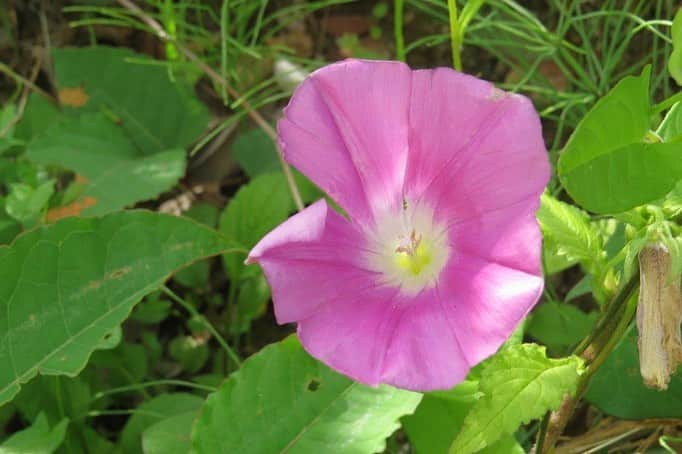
[0,0,681,453]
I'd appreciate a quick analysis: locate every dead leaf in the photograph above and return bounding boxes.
[637,244,682,390]
[325,15,372,36]
[58,86,90,107]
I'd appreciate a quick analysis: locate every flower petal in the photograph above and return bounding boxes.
[278,59,412,222]
[439,253,544,366]
[297,285,401,385]
[248,199,376,324]
[381,290,471,390]
[404,68,549,224]
[297,288,470,391]
[451,204,543,276]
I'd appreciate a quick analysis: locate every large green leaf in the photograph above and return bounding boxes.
[191,336,421,454]
[14,94,61,143]
[449,344,585,454]
[537,193,603,273]
[53,46,209,153]
[585,330,682,419]
[0,413,67,454]
[27,113,185,215]
[558,67,682,213]
[0,210,232,405]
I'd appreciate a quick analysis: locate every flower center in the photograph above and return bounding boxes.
[394,230,432,275]
[365,201,449,295]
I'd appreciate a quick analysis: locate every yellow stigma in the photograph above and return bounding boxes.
[394,231,433,276]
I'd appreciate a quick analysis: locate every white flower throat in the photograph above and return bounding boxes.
[365,199,450,295]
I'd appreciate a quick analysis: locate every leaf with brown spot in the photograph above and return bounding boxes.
[58,86,90,107]
[27,113,186,216]
[53,46,209,152]
[46,196,98,222]
[0,210,233,405]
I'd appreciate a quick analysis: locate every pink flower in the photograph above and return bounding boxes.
[247,59,550,391]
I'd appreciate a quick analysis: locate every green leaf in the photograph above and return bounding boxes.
[558,67,682,213]
[131,292,172,324]
[537,193,603,273]
[90,342,148,388]
[219,172,293,281]
[53,46,209,153]
[0,413,68,454]
[13,376,90,426]
[230,274,270,335]
[174,203,219,289]
[121,393,204,454]
[449,344,585,453]
[142,411,198,454]
[405,395,525,454]
[231,128,323,202]
[526,301,598,352]
[403,381,477,454]
[0,210,232,405]
[14,95,61,143]
[232,129,282,177]
[5,180,54,227]
[0,205,20,245]
[27,113,185,216]
[169,336,209,374]
[669,8,682,85]
[585,330,682,418]
[191,336,421,453]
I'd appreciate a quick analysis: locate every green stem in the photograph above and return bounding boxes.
[161,285,242,367]
[394,0,406,61]
[652,90,682,116]
[220,0,230,104]
[92,379,217,401]
[447,0,462,71]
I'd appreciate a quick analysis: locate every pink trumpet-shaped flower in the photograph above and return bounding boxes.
[247,59,550,391]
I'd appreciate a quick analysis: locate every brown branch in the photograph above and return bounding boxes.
[555,418,680,454]
[115,0,304,211]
